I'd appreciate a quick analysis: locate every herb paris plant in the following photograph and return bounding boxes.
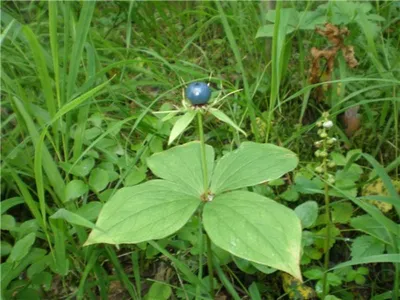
[85,82,303,280]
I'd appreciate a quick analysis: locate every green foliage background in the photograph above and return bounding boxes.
[1,1,399,299]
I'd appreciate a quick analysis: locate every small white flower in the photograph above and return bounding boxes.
[323,120,333,129]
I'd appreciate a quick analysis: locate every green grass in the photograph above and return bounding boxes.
[1,1,399,299]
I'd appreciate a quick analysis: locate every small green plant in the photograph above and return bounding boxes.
[85,81,303,297]
[313,112,337,298]
[1,199,52,299]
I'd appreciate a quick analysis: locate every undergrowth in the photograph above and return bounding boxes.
[1,1,399,299]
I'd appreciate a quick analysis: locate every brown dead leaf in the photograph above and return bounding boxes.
[308,23,358,102]
[342,45,358,68]
[316,23,349,47]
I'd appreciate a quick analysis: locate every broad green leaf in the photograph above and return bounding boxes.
[351,235,385,259]
[60,157,95,177]
[208,108,246,136]
[203,191,302,279]
[281,187,299,202]
[85,180,201,245]
[75,202,103,221]
[124,166,147,186]
[256,24,295,38]
[295,201,318,228]
[211,142,298,194]
[89,168,109,192]
[50,209,96,229]
[147,142,214,197]
[168,110,196,145]
[7,232,36,263]
[65,180,88,201]
[145,282,172,300]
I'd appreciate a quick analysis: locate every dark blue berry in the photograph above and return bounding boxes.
[186,82,211,105]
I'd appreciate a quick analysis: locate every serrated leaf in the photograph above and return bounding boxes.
[314,225,340,252]
[168,110,196,145]
[351,235,385,259]
[203,191,302,279]
[89,168,109,192]
[211,142,298,194]
[303,267,324,280]
[65,180,88,201]
[147,142,214,197]
[85,180,201,245]
[208,108,246,136]
[331,202,353,224]
[7,232,36,263]
[295,201,318,228]
[327,273,342,286]
[331,152,347,165]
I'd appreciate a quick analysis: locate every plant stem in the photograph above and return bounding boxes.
[322,153,331,298]
[196,209,204,300]
[197,111,215,298]
[197,111,209,195]
[206,235,215,299]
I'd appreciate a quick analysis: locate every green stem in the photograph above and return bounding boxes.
[322,152,331,298]
[206,235,215,299]
[196,209,204,300]
[197,111,215,298]
[197,111,209,195]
